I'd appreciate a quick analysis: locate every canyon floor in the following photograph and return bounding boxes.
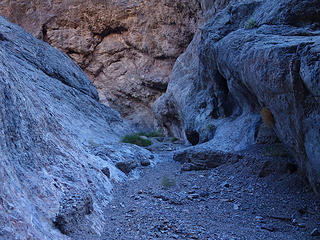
[72,140,320,240]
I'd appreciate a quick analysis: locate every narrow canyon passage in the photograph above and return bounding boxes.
[71,142,320,240]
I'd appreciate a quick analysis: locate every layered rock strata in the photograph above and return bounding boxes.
[0,0,202,129]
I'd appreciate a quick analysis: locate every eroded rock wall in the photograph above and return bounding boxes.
[0,16,153,239]
[155,0,320,193]
[154,0,232,140]
[0,0,202,130]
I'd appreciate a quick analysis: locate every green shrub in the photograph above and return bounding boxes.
[121,134,152,147]
[161,176,176,189]
[171,137,179,143]
[244,19,257,29]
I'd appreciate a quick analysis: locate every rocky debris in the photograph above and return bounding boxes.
[90,143,155,175]
[174,146,240,171]
[0,0,202,130]
[0,16,152,239]
[155,0,320,193]
[74,147,320,240]
[53,191,94,235]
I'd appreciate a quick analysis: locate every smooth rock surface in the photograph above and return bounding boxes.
[155,0,320,193]
[0,0,202,130]
[0,16,152,239]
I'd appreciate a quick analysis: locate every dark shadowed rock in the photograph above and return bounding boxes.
[101,167,111,178]
[174,146,240,171]
[116,161,139,175]
[0,16,151,239]
[255,124,280,145]
[53,191,94,235]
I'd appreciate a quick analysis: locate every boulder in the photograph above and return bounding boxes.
[174,146,240,171]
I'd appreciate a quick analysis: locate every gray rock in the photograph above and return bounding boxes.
[91,143,155,174]
[255,124,280,145]
[157,0,320,193]
[174,146,240,171]
[53,191,93,235]
[0,16,149,239]
[116,161,139,175]
[140,158,151,167]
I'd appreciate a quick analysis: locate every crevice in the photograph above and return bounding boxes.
[0,33,8,41]
[98,26,127,38]
[154,55,176,60]
[41,24,48,42]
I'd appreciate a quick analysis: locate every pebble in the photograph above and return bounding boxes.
[233,204,240,210]
[311,228,320,236]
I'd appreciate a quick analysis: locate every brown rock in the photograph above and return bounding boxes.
[0,0,202,129]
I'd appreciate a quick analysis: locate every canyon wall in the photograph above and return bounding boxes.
[155,0,320,193]
[0,0,202,130]
[0,16,153,239]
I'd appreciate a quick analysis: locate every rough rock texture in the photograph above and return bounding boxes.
[154,0,232,140]
[174,147,239,171]
[0,16,153,239]
[0,0,202,130]
[91,144,154,174]
[155,0,320,193]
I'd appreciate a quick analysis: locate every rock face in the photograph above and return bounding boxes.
[0,16,152,239]
[0,0,202,130]
[154,0,232,140]
[155,0,320,193]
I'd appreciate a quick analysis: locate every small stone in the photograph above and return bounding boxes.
[292,218,298,225]
[298,223,306,228]
[233,204,240,210]
[138,190,143,194]
[140,158,151,166]
[116,161,138,174]
[200,191,210,198]
[311,228,320,236]
[261,225,276,232]
[187,193,200,200]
